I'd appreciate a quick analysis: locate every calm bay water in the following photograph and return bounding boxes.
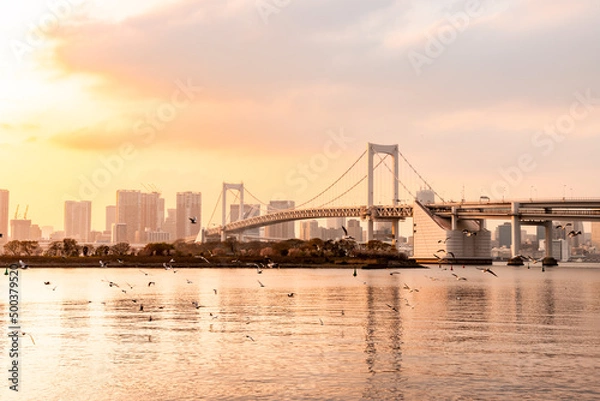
[1,263,599,400]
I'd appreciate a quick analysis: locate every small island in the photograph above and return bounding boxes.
[1,237,425,269]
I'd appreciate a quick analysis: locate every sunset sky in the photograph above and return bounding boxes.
[1,0,599,232]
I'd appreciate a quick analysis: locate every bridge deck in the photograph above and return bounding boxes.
[203,199,600,237]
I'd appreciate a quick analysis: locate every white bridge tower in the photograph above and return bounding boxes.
[366,143,400,246]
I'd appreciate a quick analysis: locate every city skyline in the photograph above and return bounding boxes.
[1,2,599,234]
[0,185,596,241]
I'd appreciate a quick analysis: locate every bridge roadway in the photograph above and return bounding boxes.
[203,198,600,238]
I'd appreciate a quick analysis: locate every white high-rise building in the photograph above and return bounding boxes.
[299,220,320,240]
[416,188,435,204]
[64,200,92,242]
[176,192,202,240]
[265,200,295,239]
[116,190,165,243]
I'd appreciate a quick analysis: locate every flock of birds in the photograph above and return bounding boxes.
[9,222,568,345]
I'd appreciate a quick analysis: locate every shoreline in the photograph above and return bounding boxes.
[2,257,426,269]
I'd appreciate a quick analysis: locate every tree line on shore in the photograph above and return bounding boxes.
[1,237,407,263]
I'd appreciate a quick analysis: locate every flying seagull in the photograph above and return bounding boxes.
[189,216,198,224]
[101,279,119,288]
[403,283,419,293]
[480,268,498,277]
[452,273,467,281]
[341,226,355,240]
[21,332,35,345]
[99,260,108,268]
[264,258,279,268]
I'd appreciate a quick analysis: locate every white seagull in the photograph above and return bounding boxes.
[341,226,355,240]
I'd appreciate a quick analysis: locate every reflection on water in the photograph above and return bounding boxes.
[1,264,599,400]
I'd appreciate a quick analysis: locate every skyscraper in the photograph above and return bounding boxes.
[163,208,177,241]
[0,189,8,243]
[496,222,512,247]
[299,220,320,240]
[347,219,363,242]
[117,190,165,243]
[416,188,435,204]
[116,190,141,243]
[141,192,164,236]
[64,200,92,242]
[264,200,295,240]
[105,205,116,232]
[592,222,600,248]
[10,219,31,241]
[176,192,202,240]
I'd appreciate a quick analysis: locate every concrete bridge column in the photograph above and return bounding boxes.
[222,182,244,242]
[451,207,457,230]
[510,202,521,257]
[391,220,398,248]
[544,220,554,258]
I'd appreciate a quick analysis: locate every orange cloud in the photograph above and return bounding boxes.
[50,126,130,151]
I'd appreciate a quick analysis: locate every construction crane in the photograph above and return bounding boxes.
[23,205,29,219]
[141,183,162,195]
[14,205,19,219]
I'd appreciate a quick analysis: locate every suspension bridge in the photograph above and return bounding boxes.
[197,143,600,264]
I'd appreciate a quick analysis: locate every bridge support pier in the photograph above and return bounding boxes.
[222,182,244,242]
[391,220,398,247]
[544,220,553,259]
[511,202,521,257]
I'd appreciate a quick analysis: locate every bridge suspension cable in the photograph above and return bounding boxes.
[207,188,223,228]
[295,149,367,209]
[397,149,445,202]
[317,175,366,207]
[244,186,269,207]
[318,154,391,207]
[376,153,416,200]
